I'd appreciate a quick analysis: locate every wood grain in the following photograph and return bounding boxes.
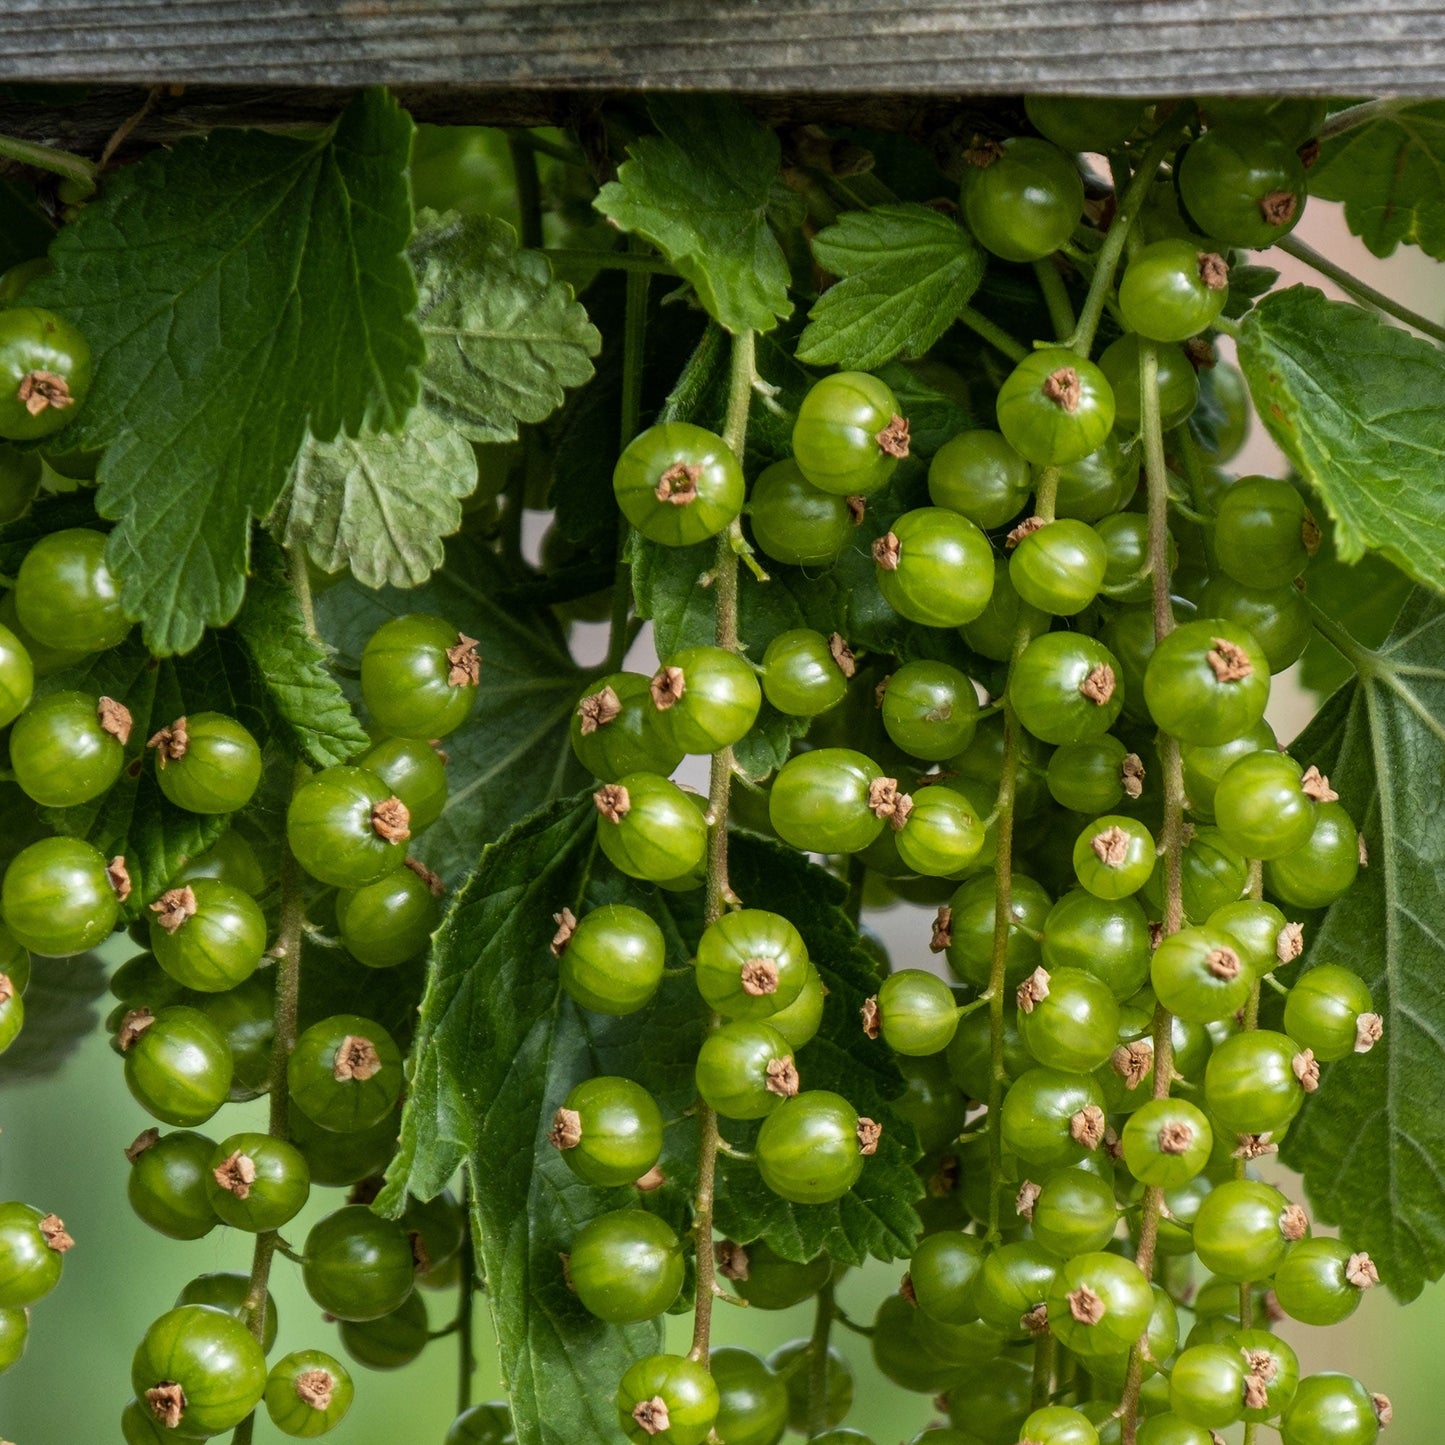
[0,0,1443,94]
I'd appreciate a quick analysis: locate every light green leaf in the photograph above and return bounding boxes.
[233,538,370,769]
[1310,103,1445,258]
[1281,590,1445,1299]
[411,209,600,443]
[26,89,422,655]
[595,97,793,335]
[1237,286,1445,591]
[797,204,986,370]
[312,536,587,883]
[279,406,477,589]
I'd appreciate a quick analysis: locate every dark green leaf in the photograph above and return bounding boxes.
[1237,286,1445,593]
[278,405,478,589]
[797,205,986,371]
[27,88,422,654]
[411,209,600,444]
[1310,103,1445,258]
[0,953,107,1085]
[1280,590,1445,1299]
[595,97,793,335]
[0,176,55,273]
[312,535,587,882]
[36,634,265,912]
[233,538,370,770]
[0,492,104,576]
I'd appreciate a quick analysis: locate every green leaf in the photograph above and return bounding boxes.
[278,406,478,589]
[379,797,921,1445]
[1280,590,1445,1299]
[233,538,370,769]
[595,97,793,335]
[312,536,587,882]
[796,205,986,371]
[0,953,108,1085]
[35,633,264,912]
[27,88,422,655]
[1237,286,1445,593]
[411,209,600,444]
[1310,103,1445,258]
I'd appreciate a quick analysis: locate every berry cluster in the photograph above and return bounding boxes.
[543,93,1392,1445]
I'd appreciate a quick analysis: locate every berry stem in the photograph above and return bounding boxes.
[1317,96,1410,140]
[1118,338,1187,1445]
[507,133,544,251]
[1275,232,1445,347]
[805,1279,837,1437]
[0,132,98,195]
[957,305,1029,363]
[688,327,756,1367]
[1066,112,1190,359]
[1032,1330,1056,1408]
[1034,257,1077,342]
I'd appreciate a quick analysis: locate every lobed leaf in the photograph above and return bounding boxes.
[27,88,422,654]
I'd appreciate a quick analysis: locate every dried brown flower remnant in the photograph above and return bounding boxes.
[1292,1048,1321,1092]
[1277,921,1305,963]
[371,796,411,843]
[876,415,911,458]
[715,1240,749,1281]
[147,716,189,764]
[404,857,445,897]
[548,1107,582,1152]
[930,905,952,953]
[294,1370,336,1411]
[1301,513,1323,555]
[654,462,701,505]
[117,1008,154,1052]
[632,1397,671,1436]
[1015,1180,1041,1220]
[1043,367,1082,412]
[649,666,685,710]
[765,1056,799,1098]
[856,1117,882,1156]
[576,686,622,735]
[872,531,901,571]
[97,696,133,745]
[741,959,779,997]
[1158,1121,1195,1155]
[828,633,857,678]
[1207,637,1253,682]
[125,1128,160,1163]
[446,634,482,687]
[1080,664,1116,705]
[550,907,577,957]
[1356,1012,1384,1053]
[963,136,1005,168]
[868,776,905,821]
[1198,251,1230,290]
[1234,1134,1278,1160]
[1121,753,1146,798]
[1359,834,1370,867]
[18,370,73,415]
[1279,1203,1310,1241]
[1347,1252,1380,1288]
[1300,765,1338,802]
[1373,1394,1393,1426]
[1260,190,1299,227]
[1006,515,1045,549]
[213,1150,258,1199]
[1067,1284,1105,1325]
[1111,1041,1153,1091]
[1021,1304,1049,1335]
[1017,967,1050,1014]
[1071,1104,1106,1149]
[594,784,630,823]
[334,1035,382,1082]
[860,996,881,1039]
[1207,947,1241,980]
[846,494,867,525]
[1091,825,1132,867]
[107,856,132,903]
[634,1165,666,1192]
[150,885,197,934]
[39,1214,73,1252]
[1244,1373,1271,1412]
[146,1384,187,1429]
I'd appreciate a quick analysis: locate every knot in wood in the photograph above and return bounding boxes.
[446,634,482,687]
[576,685,621,735]
[654,461,701,505]
[371,796,411,843]
[334,1035,382,1082]
[1207,638,1253,682]
[856,1117,882,1156]
[594,783,630,823]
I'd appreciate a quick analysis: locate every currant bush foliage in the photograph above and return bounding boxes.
[2,85,1445,1445]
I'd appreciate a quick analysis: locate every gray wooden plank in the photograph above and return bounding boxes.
[0,0,1442,93]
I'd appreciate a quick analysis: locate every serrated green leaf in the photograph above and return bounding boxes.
[1280,590,1445,1299]
[1237,287,1445,593]
[27,88,422,655]
[312,535,587,882]
[233,538,370,769]
[0,953,107,1085]
[278,405,477,589]
[595,97,793,335]
[35,633,265,912]
[1310,102,1445,258]
[797,205,985,371]
[0,492,105,577]
[411,209,600,444]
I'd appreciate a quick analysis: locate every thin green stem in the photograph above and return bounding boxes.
[510,131,586,165]
[508,134,544,251]
[605,246,650,673]
[1032,1331,1056,1410]
[1318,98,1409,140]
[689,329,755,1368]
[659,323,726,427]
[544,247,677,275]
[456,1173,477,1413]
[805,1281,837,1437]
[958,306,1029,363]
[1276,233,1445,347]
[1067,114,1191,357]
[1034,258,1077,343]
[0,132,97,194]
[1034,466,1061,525]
